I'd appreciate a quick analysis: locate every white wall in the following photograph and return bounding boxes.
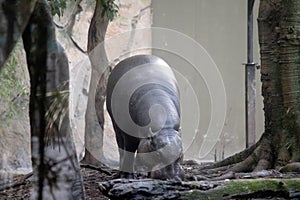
[151,0,263,161]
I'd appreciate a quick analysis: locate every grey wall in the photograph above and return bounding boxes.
[151,0,263,161]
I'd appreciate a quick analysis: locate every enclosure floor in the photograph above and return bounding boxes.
[1,161,299,199]
[0,168,110,200]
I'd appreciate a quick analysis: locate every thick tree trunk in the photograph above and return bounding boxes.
[278,0,300,163]
[22,0,84,199]
[82,0,110,165]
[255,0,300,170]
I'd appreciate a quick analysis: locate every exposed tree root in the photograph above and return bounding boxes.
[80,163,118,177]
[199,140,259,171]
[279,162,300,173]
[200,132,300,178]
[225,135,273,173]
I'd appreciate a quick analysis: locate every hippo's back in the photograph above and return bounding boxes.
[106,55,179,117]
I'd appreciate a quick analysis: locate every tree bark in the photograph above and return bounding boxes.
[82,0,110,165]
[22,0,84,199]
[254,0,300,170]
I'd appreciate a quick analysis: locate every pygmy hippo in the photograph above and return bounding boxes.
[106,54,184,180]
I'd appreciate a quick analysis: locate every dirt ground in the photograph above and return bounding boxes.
[0,161,299,199]
[0,161,204,199]
[0,167,110,200]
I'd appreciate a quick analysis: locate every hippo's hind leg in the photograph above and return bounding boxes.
[114,124,140,178]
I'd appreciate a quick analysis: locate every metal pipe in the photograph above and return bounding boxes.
[245,0,256,148]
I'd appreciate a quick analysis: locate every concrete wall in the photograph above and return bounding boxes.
[151,0,263,161]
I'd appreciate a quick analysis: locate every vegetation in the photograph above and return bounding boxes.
[99,0,119,21]
[48,0,118,20]
[48,0,68,17]
[0,44,28,124]
[184,179,300,199]
[45,81,70,144]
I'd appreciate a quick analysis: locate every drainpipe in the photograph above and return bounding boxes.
[245,0,256,148]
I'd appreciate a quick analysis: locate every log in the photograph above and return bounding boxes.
[98,178,300,200]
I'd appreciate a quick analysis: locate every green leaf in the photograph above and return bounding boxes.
[100,0,119,21]
[48,0,68,17]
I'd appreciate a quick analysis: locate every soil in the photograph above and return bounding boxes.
[0,161,299,199]
[0,168,111,200]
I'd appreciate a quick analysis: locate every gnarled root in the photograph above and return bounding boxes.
[199,131,300,180]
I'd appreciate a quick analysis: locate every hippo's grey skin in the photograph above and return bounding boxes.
[106,54,184,180]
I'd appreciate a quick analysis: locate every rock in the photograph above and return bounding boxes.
[98,178,300,200]
[0,0,152,173]
[0,42,31,174]
[98,178,217,199]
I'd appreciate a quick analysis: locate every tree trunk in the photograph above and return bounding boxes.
[22,0,84,199]
[249,0,300,171]
[0,0,36,68]
[201,0,300,173]
[257,0,300,168]
[82,0,110,165]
